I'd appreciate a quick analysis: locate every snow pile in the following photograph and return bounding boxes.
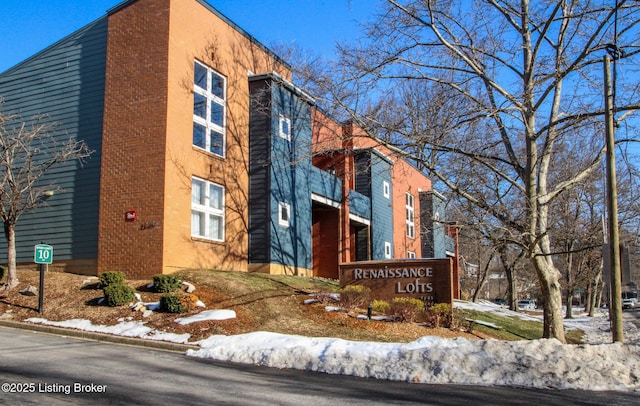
[24,301,640,392]
[26,317,191,344]
[188,331,639,391]
[175,309,236,325]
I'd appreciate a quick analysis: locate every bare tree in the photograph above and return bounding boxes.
[0,110,92,290]
[290,0,640,342]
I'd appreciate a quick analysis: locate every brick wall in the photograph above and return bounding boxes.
[98,0,170,278]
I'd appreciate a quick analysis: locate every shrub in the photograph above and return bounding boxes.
[426,303,454,328]
[99,271,126,288]
[179,294,201,312]
[153,274,183,293]
[389,297,425,322]
[0,265,6,281]
[313,292,338,306]
[338,285,370,312]
[103,283,136,307]
[160,293,185,314]
[371,299,390,314]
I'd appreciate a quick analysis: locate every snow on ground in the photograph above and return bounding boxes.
[25,301,640,392]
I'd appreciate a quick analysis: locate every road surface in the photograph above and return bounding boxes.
[0,326,637,405]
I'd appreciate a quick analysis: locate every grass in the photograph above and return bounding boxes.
[456,308,585,344]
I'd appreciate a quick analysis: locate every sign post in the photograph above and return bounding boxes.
[34,244,53,314]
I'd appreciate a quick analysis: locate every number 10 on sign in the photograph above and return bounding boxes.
[34,244,53,264]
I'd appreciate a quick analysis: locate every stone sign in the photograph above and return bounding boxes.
[339,258,454,306]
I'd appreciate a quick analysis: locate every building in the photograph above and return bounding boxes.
[0,0,457,282]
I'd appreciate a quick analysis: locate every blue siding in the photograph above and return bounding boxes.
[348,190,371,219]
[0,17,107,263]
[369,152,393,260]
[248,75,315,273]
[269,83,313,272]
[309,166,342,202]
[432,194,447,258]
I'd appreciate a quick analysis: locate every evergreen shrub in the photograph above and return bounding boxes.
[160,293,185,314]
[103,283,136,307]
[99,271,126,288]
[153,274,183,293]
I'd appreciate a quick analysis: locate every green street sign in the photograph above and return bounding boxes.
[34,244,53,264]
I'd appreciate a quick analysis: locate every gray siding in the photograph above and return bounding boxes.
[248,79,272,264]
[420,191,448,258]
[354,153,372,197]
[0,17,107,263]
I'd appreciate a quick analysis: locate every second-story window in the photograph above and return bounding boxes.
[193,61,226,157]
[279,114,291,140]
[406,192,415,239]
[383,181,390,199]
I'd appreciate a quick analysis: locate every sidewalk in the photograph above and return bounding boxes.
[0,319,197,352]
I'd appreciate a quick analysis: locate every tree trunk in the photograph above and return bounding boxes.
[565,250,573,319]
[471,276,487,302]
[471,257,492,302]
[3,222,18,290]
[535,256,566,342]
[565,240,578,319]
[590,272,602,317]
[585,280,593,316]
[507,270,517,312]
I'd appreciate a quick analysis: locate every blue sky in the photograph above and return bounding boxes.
[0,0,378,73]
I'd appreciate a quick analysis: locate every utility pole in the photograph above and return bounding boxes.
[603,53,624,343]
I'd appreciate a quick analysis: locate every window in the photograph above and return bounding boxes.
[383,181,390,199]
[191,177,225,241]
[279,114,291,140]
[406,193,415,238]
[384,242,392,259]
[407,251,416,259]
[278,202,290,227]
[193,61,226,157]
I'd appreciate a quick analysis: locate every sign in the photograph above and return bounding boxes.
[340,258,454,306]
[125,210,137,222]
[34,244,53,264]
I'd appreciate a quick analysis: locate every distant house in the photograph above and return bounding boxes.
[0,0,458,284]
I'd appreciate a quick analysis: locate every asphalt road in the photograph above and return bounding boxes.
[0,326,638,405]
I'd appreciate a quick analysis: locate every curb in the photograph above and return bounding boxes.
[0,319,199,353]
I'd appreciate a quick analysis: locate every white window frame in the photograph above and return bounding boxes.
[406,192,415,239]
[383,181,390,199]
[384,242,392,259]
[278,114,291,140]
[193,60,226,157]
[407,251,416,259]
[191,176,225,241]
[278,202,290,227]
